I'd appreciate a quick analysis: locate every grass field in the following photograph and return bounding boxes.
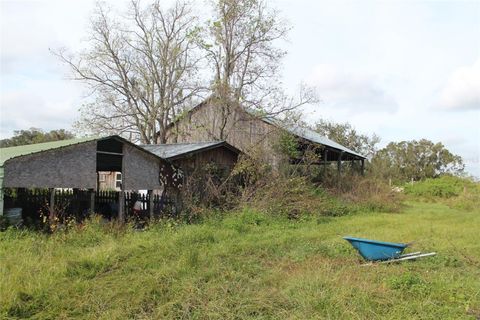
[1,201,479,319]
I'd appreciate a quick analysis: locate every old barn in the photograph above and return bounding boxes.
[164,98,366,172]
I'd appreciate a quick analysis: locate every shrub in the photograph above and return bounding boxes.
[332,175,404,213]
[403,175,480,211]
[246,175,348,218]
[446,192,480,211]
[404,176,478,198]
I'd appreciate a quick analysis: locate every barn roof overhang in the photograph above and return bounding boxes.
[260,118,366,160]
[165,98,366,161]
[141,141,241,161]
[0,135,174,167]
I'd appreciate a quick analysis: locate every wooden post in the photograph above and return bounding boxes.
[88,188,95,214]
[49,188,55,225]
[337,152,343,176]
[337,151,343,188]
[118,146,125,222]
[148,190,154,220]
[361,159,365,176]
[96,172,101,191]
[118,189,125,221]
[323,149,328,175]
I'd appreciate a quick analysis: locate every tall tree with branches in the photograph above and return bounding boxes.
[314,119,381,158]
[200,0,318,139]
[56,0,203,143]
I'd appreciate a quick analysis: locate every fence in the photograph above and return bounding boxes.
[3,188,175,224]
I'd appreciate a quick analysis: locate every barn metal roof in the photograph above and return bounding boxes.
[141,141,240,160]
[0,137,97,166]
[262,118,366,159]
[167,99,366,159]
[0,135,179,167]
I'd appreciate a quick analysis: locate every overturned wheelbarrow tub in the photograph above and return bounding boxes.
[343,236,436,264]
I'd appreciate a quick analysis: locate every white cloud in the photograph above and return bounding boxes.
[437,58,480,111]
[0,77,83,138]
[306,64,399,114]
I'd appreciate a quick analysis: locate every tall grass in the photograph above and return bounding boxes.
[242,174,403,220]
[1,202,479,319]
[404,176,480,211]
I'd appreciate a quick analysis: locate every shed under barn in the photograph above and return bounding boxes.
[141,141,241,175]
[0,135,181,219]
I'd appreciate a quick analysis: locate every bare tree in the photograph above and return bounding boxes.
[56,0,203,143]
[200,0,318,139]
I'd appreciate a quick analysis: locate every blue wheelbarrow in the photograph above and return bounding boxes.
[343,236,436,264]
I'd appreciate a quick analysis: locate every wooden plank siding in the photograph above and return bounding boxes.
[98,171,120,191]
[165,102,286,167]
[172,147,239,175]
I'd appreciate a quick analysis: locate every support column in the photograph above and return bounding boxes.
[337,152,344,188]
[88,188,95,214]
[361,159,365,176]
[0,187,3,217]
[118,146,125,222]
[118,190,125,222]
[148,190,154,220]
[337,152,343,176]
[49,188,55,225]
[323,149,328,175]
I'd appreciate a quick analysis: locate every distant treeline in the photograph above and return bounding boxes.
[0,128,74,148]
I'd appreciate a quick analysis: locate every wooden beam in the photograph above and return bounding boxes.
[88,188,95,214]
[361,159,365,176]
[148,190,154,220]
[49,188,55,225]
[96,151,124,156]
[118,146,125,222]
[337,151,343,175]
[323,149,328,175]
[337,151,344,188]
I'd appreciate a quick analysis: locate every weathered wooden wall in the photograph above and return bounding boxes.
[98,171,119,190]
[165,101,285,167]
[3,141,97,188]
[172,147,239,174]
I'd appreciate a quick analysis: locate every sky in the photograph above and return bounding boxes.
[0,0,479,176]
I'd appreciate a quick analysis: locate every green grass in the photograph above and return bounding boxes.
[404,175,479,198]
[1,202,480,319]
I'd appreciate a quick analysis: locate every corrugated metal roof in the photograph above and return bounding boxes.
[259,116,366,159]
[166,99,366,159]
[141,141,228,160]
[272,120,364,158]
[0,137,98,166]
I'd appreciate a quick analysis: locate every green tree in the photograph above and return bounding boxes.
[371,139,464,182]
[314,119,380,158]
[0,128,75,147]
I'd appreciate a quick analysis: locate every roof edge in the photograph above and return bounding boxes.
[141,141,242,161]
